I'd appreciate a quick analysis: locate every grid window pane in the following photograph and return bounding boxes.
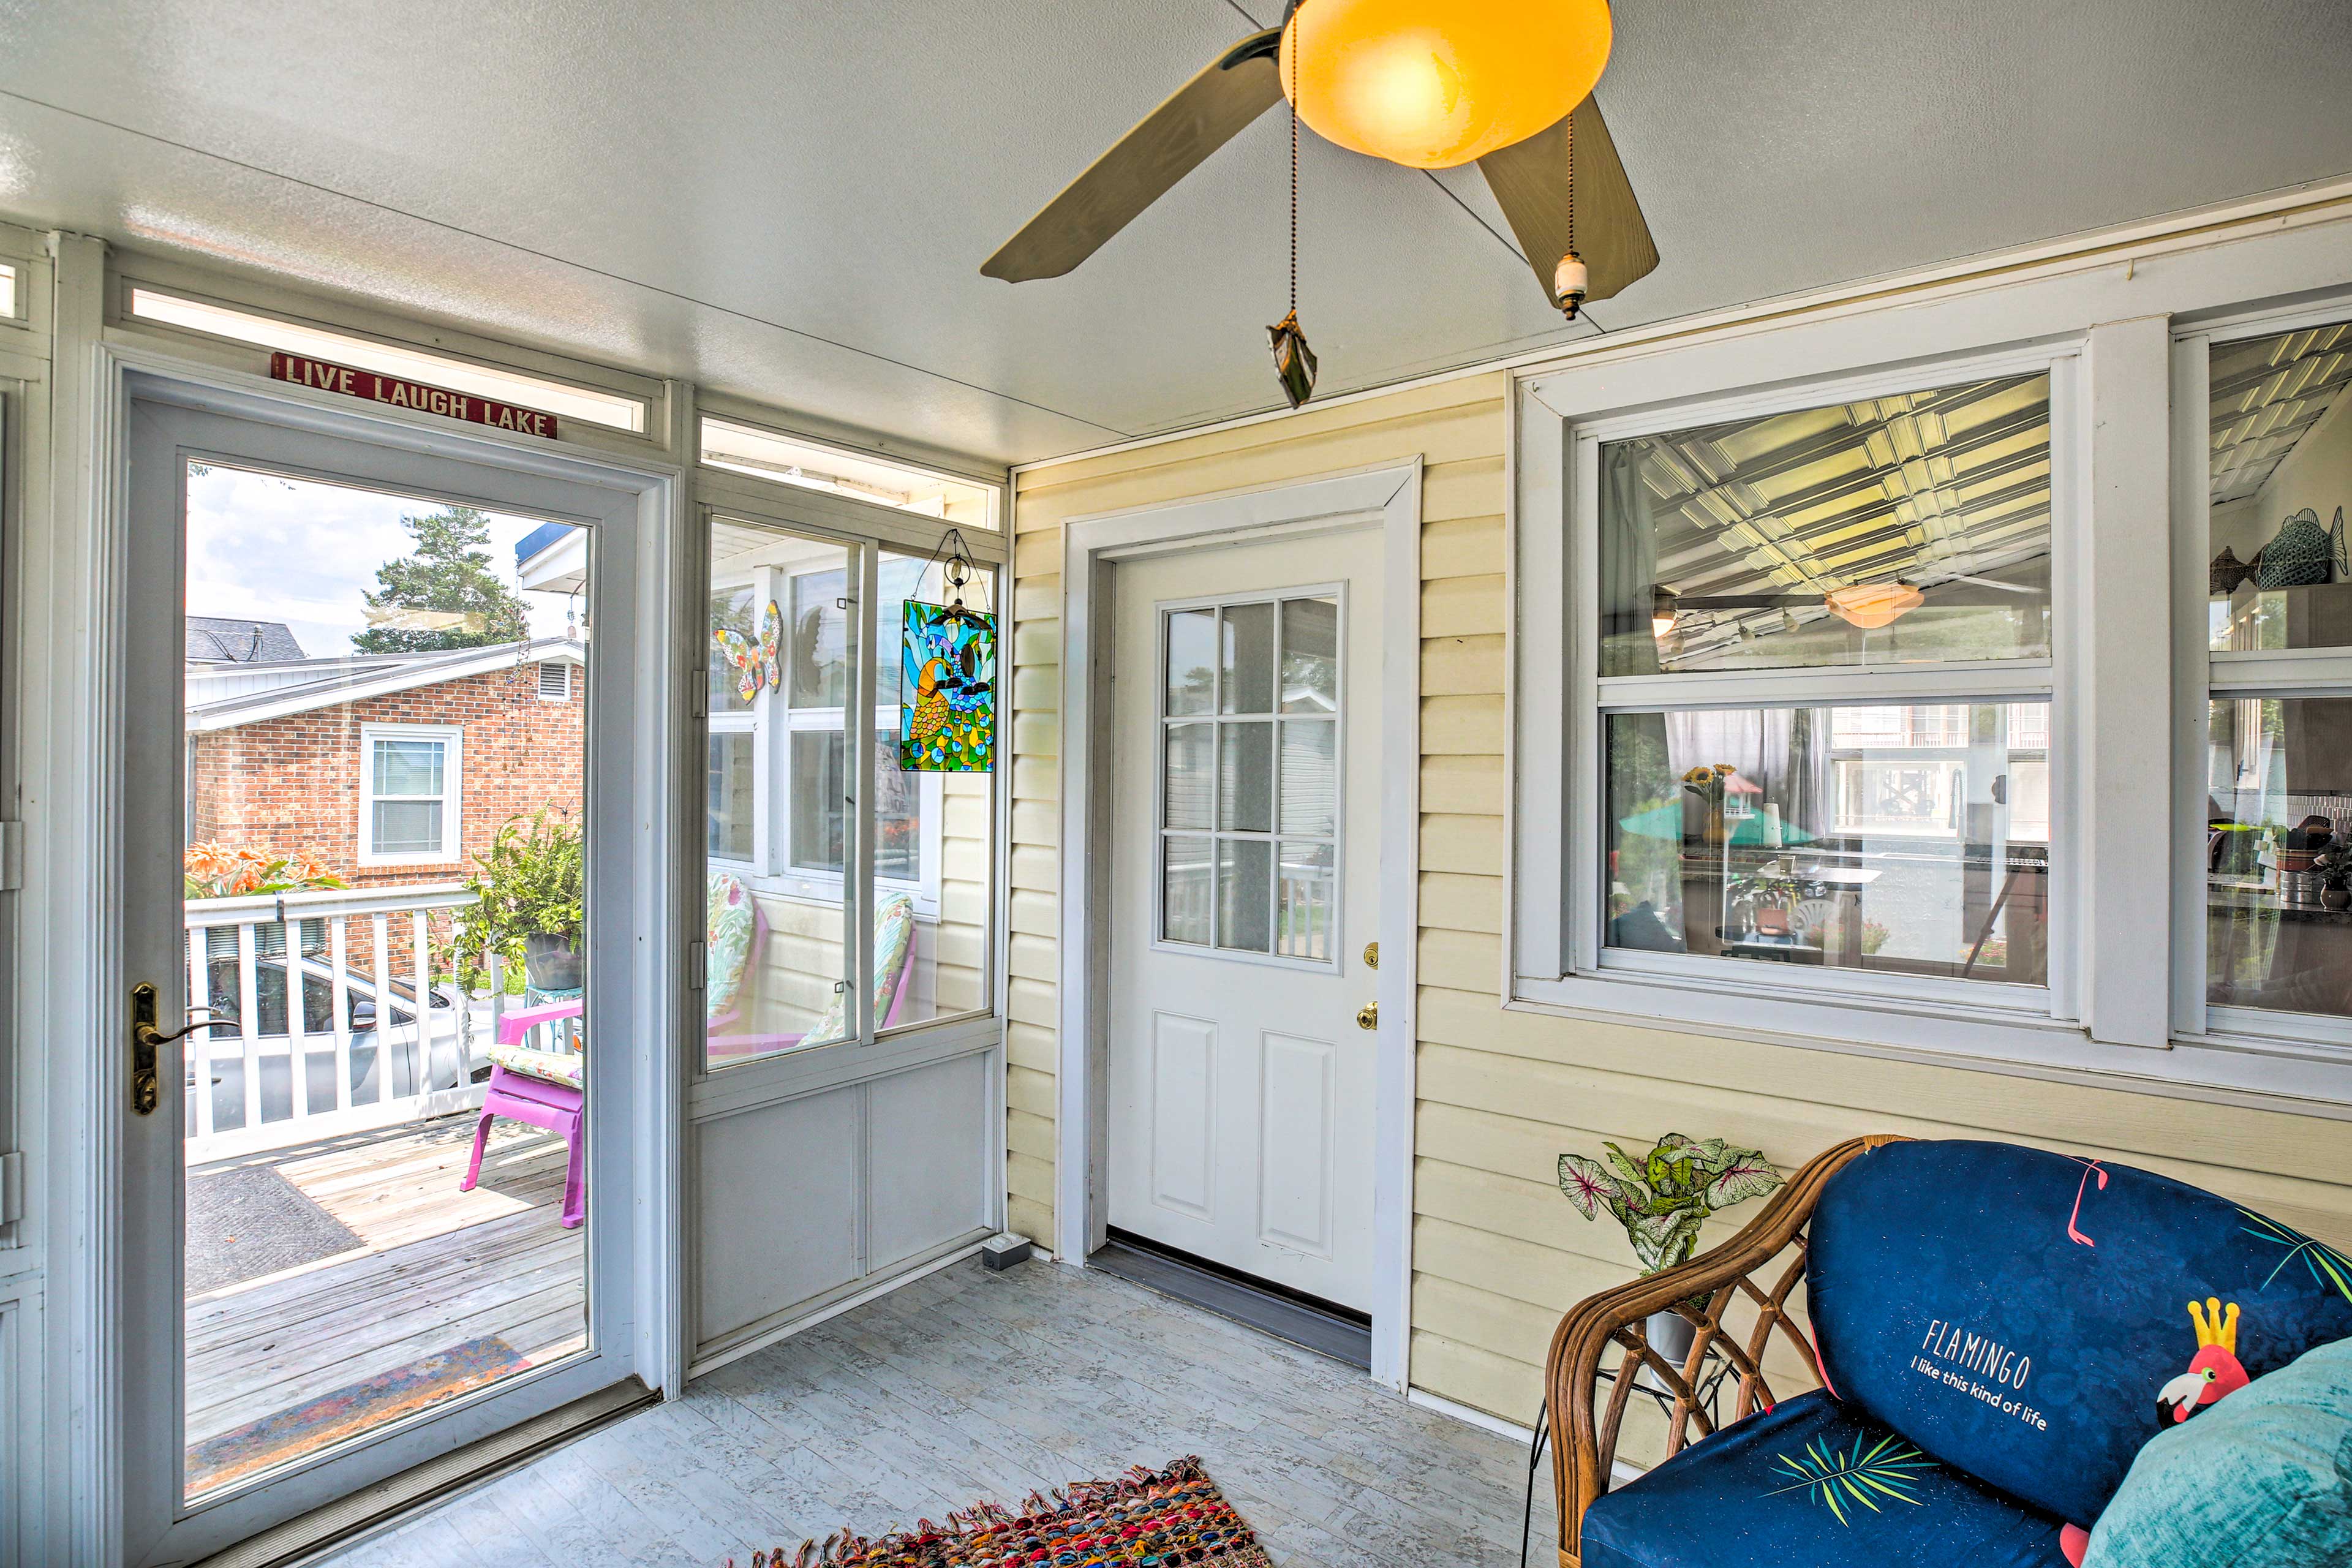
[1276,842,1335,960]
[1164,835,1213,945]
[1604,701,2051,983]
[1220,602,1276,714]
[1164,723,1213,831]
[1217,839,1272,952]
[1279,721,1336,836]
[1281,597,1339,713]
[1219,722,1273,832]
[707,733,754,860]
[1167,609,1217,717]
[372,738,443,796]
[371,800,442,856]
[1602,372,2054,676]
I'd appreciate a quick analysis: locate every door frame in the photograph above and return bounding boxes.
[34,339,691,1564]
[1055,460,1422,1390]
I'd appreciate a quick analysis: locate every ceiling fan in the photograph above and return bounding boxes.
[982,0,1659,322]
[1660,573,2046,633]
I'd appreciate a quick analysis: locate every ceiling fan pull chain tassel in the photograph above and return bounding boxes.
[1266,6,1317,409]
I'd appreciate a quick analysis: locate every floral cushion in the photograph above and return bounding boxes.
[706,870,758,1021]
[800,892,918,1044]
[488,1041,582,1088]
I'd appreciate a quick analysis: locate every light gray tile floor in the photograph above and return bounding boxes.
[317,1255,1561,1567]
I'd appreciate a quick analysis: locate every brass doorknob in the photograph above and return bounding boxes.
[1356,1001,1378,1030]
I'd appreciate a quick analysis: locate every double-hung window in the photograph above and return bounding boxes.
[358,723,462,865]
[1545,352,2073,1025]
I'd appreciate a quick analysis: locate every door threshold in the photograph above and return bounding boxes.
[192,1378,654,1568]
[1091,1231,1372,1370]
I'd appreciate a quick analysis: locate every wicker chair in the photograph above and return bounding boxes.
[1542,1134,1907,1568]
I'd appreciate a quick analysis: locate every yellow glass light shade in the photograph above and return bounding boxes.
[1824,582,1925,630]
[1279,0,1614,170]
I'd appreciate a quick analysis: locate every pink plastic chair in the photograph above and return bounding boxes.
[461,1000,586,1227]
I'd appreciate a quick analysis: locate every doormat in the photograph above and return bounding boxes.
[728,1457,1273,1567]
[185,1336,532,1497]
[186,1164,367,1295]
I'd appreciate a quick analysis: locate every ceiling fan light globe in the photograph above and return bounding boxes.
[1823,581,1925,630]
[1280,0,1613,170]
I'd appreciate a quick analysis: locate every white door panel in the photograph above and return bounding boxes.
[1107,529,1381,1311]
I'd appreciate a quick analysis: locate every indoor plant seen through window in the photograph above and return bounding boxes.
[444,806,586,1001]
[1558,1134,1784,1378]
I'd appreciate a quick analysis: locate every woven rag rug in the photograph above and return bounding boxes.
[729,1457,1273,1567]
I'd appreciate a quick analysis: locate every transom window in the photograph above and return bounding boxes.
[1157,592,1340,964]
[358,723,461,864]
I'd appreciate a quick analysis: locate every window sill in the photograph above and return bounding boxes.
[718,865,941,922]
[1506,970,2352,1113]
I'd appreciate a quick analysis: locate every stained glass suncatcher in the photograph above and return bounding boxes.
[899,600,997,772]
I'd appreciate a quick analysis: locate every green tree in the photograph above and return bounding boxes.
[350,506,529,653]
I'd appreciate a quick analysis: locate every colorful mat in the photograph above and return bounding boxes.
[186,1335,531,1496]
[730,1457,1274,1567]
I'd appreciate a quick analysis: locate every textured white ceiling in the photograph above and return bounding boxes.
[2,1,2348,467]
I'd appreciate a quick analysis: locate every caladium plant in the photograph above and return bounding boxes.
[1557,1133,1783,1275]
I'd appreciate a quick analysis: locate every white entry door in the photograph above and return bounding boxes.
[1108,528,1382,1312]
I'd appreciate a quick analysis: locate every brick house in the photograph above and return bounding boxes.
[186,621,585,890]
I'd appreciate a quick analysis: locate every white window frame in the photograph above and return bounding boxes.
[2169,293,2352,1066]
[1557,346,2078,1017]
[355,722,464,866]
[1149,584,1348,974]
[709,557,946,920]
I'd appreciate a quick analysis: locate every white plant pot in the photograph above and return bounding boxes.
[1637,1308,1698,1391]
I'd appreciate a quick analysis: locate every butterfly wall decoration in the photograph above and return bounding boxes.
[712,600,783,703]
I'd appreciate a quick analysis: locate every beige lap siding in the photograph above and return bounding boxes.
[1006,371,2352,1437]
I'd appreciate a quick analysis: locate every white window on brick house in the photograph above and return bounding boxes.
[358,723,463,864]
[537,660,573,700]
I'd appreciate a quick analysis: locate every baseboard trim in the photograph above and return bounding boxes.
[194,1377,654,1568]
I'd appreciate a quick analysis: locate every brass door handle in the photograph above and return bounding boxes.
[130,982,227,1117]
[1356,1001,1378,1030]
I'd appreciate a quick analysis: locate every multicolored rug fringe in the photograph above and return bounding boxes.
[728,1457,1273,1567]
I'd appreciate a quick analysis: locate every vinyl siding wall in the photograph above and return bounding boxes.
[1006,371,2352,1433]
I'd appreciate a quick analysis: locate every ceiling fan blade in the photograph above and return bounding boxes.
[1476,96,1660,308]
[982,31,1284,283]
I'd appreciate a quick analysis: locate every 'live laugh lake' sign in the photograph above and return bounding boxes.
[268,351,560,439]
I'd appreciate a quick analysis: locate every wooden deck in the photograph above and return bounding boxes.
[186,1114,586,1461]
[315,1256,1560,1567]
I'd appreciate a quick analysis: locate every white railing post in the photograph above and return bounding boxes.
[328,916,354,1114]
[186,925,215,1141]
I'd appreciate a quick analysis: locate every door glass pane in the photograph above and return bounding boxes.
[181,463,589,1499]
[707,517,857,1067]
[1279,721,1336,835]
[1281,597,1339,712]
[1167,608,1216,717]
[1602,701,2052,984]
[2206,321,2352,652]
[880,546,998,1031]
[1164,835,1213,945]
[1218,839,1272,952]
[1601,372,2054,676]
[2204,695,2352,1018]
[1164,723,1213,830]
[1276,842,1336,960]
[1221,601,1276,713]
[1219,722,1274,832]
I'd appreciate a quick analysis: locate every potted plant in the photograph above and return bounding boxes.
[2318,843,2352,911]
[1558,1134,1784,1379]
[443,806,585,998]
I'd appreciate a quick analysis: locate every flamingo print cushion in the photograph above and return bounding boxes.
[2082,1336,2352,1566]
[1805,1140,2352,1536]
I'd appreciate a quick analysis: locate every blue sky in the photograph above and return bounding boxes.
[186,464,576,659]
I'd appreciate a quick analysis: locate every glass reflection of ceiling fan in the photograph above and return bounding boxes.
[1656,573,2042,633]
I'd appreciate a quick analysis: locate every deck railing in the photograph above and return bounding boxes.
[183,882,490,1162]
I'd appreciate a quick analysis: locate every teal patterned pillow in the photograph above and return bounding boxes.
[2084,1336,2352,1567]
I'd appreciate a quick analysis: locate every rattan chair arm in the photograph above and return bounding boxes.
[1543,1134,1908,1568]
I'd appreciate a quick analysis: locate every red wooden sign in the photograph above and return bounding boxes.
[269,352,561,439]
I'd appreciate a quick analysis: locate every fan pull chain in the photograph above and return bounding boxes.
[1554,107,1589,320]
[1289,29,1298,320]
[1265,10,1318,408]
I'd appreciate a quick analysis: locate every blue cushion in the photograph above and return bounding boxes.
[1807,1140,2352,1531]
[2084,1336,2352,1567]
[1580,1390,2070,1568]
